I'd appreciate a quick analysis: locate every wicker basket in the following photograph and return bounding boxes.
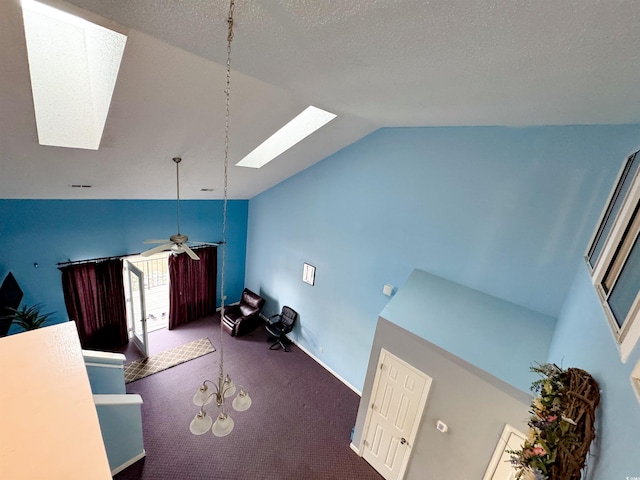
[548,368,600,480]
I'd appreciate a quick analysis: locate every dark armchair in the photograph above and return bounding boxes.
[265,306,298,351]
[221,288,266,337]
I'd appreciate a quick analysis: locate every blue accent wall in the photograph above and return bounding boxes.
[547,265,640,478]
[0,199,248,333]
[245,125,640,392]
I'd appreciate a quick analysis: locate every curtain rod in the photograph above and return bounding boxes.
[57,254,126,268]
[56,243,223,268]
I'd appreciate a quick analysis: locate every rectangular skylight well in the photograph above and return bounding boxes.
[236,106,337,169]
[21,0,127,150]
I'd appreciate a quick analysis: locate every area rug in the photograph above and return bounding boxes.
[124,337,215,383]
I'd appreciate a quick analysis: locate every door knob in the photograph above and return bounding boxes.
[400,438,407,445]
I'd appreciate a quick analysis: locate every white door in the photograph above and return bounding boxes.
[361,349,431,480]
[124,261,148,357]
[483,424,527,480]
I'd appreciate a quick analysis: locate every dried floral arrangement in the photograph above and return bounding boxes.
[510,363,600,480]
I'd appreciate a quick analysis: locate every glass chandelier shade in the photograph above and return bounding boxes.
[211,413,235,437]
[232,388,252,412]
[189,409,214,436]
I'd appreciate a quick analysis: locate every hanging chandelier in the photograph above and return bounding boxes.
[189,0,250,438]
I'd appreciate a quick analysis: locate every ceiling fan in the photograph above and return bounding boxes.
[141,157,217,260]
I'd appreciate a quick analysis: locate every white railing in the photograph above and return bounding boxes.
[130,257,168,290]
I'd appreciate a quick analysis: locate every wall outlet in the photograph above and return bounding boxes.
[320,347,324,353]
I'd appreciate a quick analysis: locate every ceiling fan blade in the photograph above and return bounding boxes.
[183,244,200,260]
[144,239,170,244]
[141,243,173,257]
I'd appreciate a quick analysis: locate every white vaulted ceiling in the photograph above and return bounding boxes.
[2,0,640,199]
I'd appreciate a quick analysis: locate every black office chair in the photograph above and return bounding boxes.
[265,306,298,351]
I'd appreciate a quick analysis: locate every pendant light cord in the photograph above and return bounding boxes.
[219,0,235,383]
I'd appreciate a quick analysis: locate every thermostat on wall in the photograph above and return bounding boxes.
[436,420,448,433]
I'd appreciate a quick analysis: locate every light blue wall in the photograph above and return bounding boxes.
[0,199,248,333]
[84,351,127,395]
[547,265,640,478]
[95,396,145,473]
[245,125,640,392]
[86,363,127,395]
[381,268,555,392]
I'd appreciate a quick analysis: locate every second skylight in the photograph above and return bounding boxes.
[236,106,337,169]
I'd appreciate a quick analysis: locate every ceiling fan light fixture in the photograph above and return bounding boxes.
[140,157,203,260]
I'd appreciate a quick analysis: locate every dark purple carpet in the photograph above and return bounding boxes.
[112,314,382,480]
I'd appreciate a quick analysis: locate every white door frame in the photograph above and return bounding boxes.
[124,260,149,358]
[359,348,432,480]
[482,424,527,480]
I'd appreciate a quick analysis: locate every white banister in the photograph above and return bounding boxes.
[93,393,143,405]
[82,349,126,365]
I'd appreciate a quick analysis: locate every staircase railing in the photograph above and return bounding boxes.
[83,349,145,475]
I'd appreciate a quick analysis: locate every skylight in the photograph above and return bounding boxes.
[21,0,127,150]
[236,106,337,169]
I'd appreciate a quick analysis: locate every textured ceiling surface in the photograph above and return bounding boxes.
[2,0,640,199]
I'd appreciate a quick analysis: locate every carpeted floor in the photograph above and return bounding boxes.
[112,314,382,480]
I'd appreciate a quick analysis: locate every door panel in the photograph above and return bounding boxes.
[362,349,431,480]
[125,261,148,358]
[483,424,526,480]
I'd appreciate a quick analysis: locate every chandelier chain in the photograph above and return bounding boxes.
[188,0,248,438]
[219,0,234,381]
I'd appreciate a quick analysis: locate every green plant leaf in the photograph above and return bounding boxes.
[6,303,55,331]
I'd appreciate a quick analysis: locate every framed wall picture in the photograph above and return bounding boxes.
[303,263,316,286]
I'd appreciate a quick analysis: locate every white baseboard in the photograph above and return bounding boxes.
[350,442,360,456]
[110,450,146,476]
[290,337,362,396]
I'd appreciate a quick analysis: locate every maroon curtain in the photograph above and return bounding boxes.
[60,258,128,349]
[168,246,217,330]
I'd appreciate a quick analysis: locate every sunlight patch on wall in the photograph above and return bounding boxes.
[21,0,127,150]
